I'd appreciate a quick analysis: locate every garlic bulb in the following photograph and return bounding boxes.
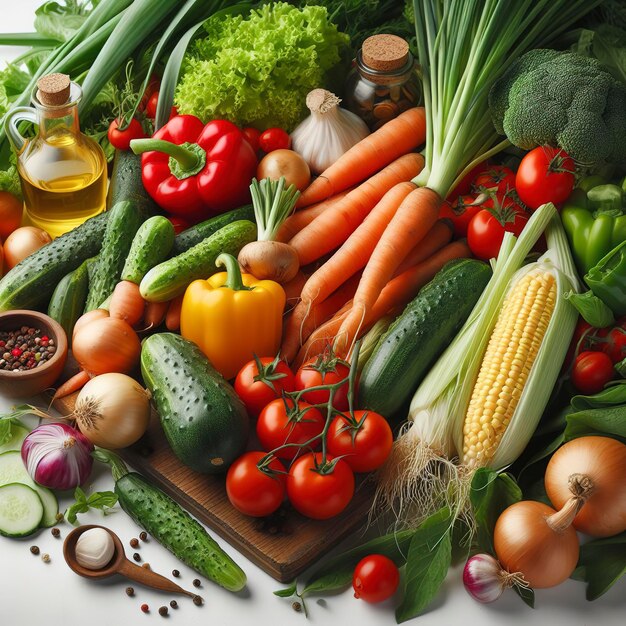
[291,89,369,174]
[75,527,115,570]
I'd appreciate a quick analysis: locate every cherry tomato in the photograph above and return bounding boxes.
[257,398,324,460]
[226,451,286,517]
[167,216,191,234]
[515,147,575,210]
[473,165,516,195]
[235,356,295,417]
[0,191,23,241]
[242,127,262,153]
[596,317,626,365]
[287,452,354,519]
[107,118,146,150]
[467,199,529,261]
[259,127,291,153]
[145,91,178,120]
[447,162,492,199]
[571,351,615,395]
[295,354,352,411]
[327,411,393,473]
[352,554,400,603]
[439,194,484,238]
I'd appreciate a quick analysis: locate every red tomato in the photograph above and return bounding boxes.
[0,191,23,241]
[515,147,575,210]
[167,216,191,234]
[242,127,262,153]
[295,354,352,411]
[259,127,291,153]
[235,356,295,417]
[439,194,484,238]
[601,317,626,365]
[287,452,354,519]
[447,162,492,199]
[226,451,286,517]
[145,92,178,120]
[327,411,393,473]
[467,200,529,261]
[352,555,400,603]
[257,398,324,460]
[473,165,516,195]
[107,118,146,150]
[571,351,615,395]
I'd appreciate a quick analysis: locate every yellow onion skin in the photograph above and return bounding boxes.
[494,501,579,589]
[545,436,626,537]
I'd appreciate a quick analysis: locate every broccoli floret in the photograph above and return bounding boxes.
[489,49,626,164]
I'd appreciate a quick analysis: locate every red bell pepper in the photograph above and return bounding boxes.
[130,115,257,221]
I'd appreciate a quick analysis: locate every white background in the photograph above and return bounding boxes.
[1,2,624,625]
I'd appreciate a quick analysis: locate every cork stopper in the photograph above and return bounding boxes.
[36,73,71,106]
[362,35,410,72]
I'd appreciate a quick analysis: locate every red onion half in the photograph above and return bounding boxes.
[21,423,94,490]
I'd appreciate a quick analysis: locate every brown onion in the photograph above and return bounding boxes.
[238,241,299,283]
[257,149,311,192]
[3,226,52,270]
[545,436,626,537]
[72,309,109,343]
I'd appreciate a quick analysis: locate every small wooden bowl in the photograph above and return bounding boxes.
[0,310,68,398]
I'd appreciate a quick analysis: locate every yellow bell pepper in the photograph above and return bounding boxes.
[180,253,285,379]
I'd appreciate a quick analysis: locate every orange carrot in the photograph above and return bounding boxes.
[282,182,416,362]
[394,220,453,276]
[290,153,424,266]
[297,107,427,208]
[143,300,169,329]
[283,271,308,312]
[276,190,352,243]
[52,370,90,400]
[334,186,442,355]
[165,294,184,331]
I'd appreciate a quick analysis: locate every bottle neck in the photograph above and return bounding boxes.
[37,102,80,139]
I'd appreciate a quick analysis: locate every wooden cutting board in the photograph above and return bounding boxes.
[52,389,374,583]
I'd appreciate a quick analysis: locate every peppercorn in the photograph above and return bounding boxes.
[292,602,302,613]
[141,604,149,614]
[0,327,51,371]
[133,552,141,562]
[130,538,139,548]
[158,606,168,617]
[126,587,135,597]
[192,595,203,606]
[169,601,178,609]
[42,553,51,563]
[139,531,148,541]
[30,545,40,555]
[172,569,180,578]
[51,527,60,538]
[192,578,201,588]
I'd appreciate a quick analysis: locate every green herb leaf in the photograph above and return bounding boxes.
[34,1,92,43]
[64,488,117,525]
[565,405,626,441]
[273,581,298,598]
[470,468,522,554]
[395,507,453,623]
[87,491,118,510]
[564,290,615,328]
[571,384,626,410]
[616,358,626,378]
[513,583,535,608]
[574,532,626,600]
[0,420,12,446]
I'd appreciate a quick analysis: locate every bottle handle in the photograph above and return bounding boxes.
[4,106,37,153]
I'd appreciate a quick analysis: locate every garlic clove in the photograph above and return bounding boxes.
[75,527,115,570]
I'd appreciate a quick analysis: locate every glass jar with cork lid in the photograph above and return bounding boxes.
[345,34,421,131]
[4,73,107,238]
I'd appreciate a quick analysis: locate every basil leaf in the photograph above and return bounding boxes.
[574,533,626,601]
[34,1,90,42]
[273,581,297,598]
[470,469,522,553]
[64,489,117,525]
[571,384,626,411]
[513,583,535,608]
[564,405,626,441]
[395,508,453,623]
[87,490,118,510]
[564,291,615,328]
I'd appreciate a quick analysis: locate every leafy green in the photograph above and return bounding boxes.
[0,164,21,198]
[572,24,626,84]
[34,1,96,43]
[65,486,118,525]
[396,507,453,623]
[572,533,626,600]
[175,2,350,131]
[273,580,298,598]
[564,290,615,328]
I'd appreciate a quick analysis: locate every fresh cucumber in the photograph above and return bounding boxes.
[172,205,255,255]
[85,200,144,311]
[0,422,30,455]
[141,333,249,474]
[0,451,58,527]
[0,211,109,312]
[140,220,257,302]
[107,149,158,215]
[121,216,175,284]
[48,257,91,342]
[359,259,492,417]
[0,483,44,537]
[105,456,246,592]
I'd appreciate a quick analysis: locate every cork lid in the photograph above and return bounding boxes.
[362,35,410,72]
[36,73,71,106]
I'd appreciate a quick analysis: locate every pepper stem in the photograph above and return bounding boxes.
[216,253,252,291]
[129,138,206,179]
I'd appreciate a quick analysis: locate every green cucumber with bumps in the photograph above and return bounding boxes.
[140,333,249,474]
[359,259,492,418]
[121,216,175,284]
[140,220,257,302]
[106,149,158,215]
[0,211,109,312]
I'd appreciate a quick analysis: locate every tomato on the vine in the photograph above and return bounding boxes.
[571,351,615,395]
[447,162,492,199]
[145,91,178,120]
[226,451,286,517]
[235,355,295,417]
[256,397,324,460]
[439,194,485,238]
[242,127,262,153]
[295,353,352,410]
[602,319,626,364]
[287,452,354,519]
[516,147,575,210]
[327,410,392,473]
[352,554,400,603]
[107,118,146,150]
[259,127,291,153]
[473,165,516,195]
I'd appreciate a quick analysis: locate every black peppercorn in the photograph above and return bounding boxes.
[130,538,139,548]
[192,578,201,588]
[192,595,203,606]
[139,531,148,541]
[169,601,178,609]
[126,587,135,597]
[51,527,60,538]
[158,606,168,617]
[292,602,302,613]
[133,552,141,562]
[30,545,40,555]
[172,569,180,578]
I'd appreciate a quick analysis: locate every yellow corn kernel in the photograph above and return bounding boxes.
[462,270,557,468]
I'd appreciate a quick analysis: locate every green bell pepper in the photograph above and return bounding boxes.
[585,240,626,316]
[561,177,626,276]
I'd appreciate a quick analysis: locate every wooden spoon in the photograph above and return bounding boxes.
[63,525,197,598]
